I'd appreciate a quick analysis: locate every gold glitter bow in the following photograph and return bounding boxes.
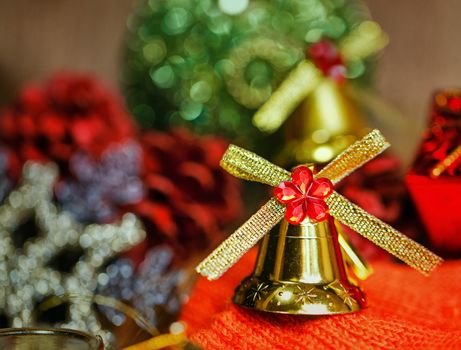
[196,130,442,280]
[253,21,388,133]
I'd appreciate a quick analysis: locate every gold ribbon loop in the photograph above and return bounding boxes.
[197,130,442,280]
[221,145,290,187]
[223,130,389,188]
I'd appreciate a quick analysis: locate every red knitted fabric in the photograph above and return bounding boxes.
[181,250,461,349]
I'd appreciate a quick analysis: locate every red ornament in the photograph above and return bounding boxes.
[406,89,461,255]
[0,72,135,179]
[412,89,461,176]
[307,39,346,83]
[274,166,333,224]
[337,153,412,261]
[126,128,243,261]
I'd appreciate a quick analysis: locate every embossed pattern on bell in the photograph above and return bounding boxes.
[233,217,366,315]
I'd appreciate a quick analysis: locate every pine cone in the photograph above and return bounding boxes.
[127,128,242,260]
[0,72,135,178]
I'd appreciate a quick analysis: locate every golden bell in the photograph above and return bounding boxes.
[233,216,367,315]
[279,79,368,166]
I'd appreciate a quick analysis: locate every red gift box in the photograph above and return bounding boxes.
[406,89,461,253]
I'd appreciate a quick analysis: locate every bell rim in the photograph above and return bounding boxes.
[233,275,366,316]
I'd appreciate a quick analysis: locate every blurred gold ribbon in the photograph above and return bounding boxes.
[123,325,189,350]
[253,21,389,133]
[196,130,442,280]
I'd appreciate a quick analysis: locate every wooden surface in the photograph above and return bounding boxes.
[367,0,461,156]
[0,0,459,162]
[0,0,136,103]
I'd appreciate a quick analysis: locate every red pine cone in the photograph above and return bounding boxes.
[0,72,135,178]
[127,128,242,261]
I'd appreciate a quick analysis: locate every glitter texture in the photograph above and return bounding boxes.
[0,162,145,343]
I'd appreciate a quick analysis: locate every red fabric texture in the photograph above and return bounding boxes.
[181,250,461,349]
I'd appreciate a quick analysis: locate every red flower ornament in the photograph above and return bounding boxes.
[274,166,334,224]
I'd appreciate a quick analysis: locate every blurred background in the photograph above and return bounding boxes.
[1,0,460,162]
[0,1,459,348]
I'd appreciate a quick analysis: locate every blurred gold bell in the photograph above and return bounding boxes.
[233,216,367,315]
[280,79,367,166]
